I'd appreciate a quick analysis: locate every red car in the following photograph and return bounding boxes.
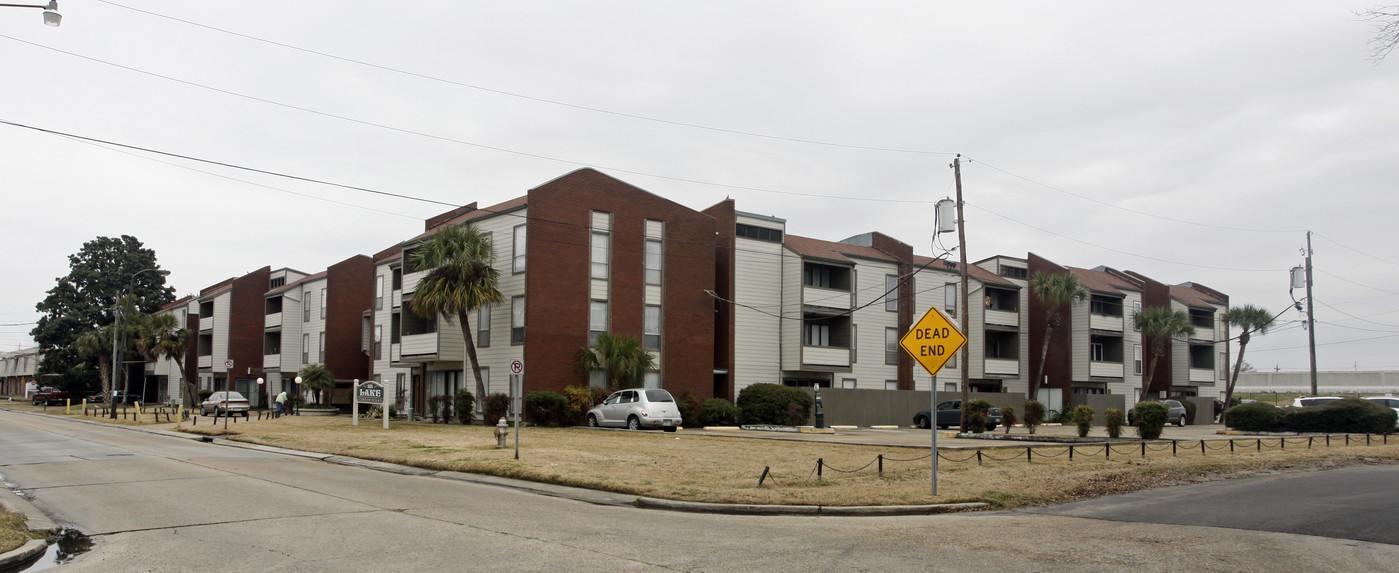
[32,386,70,406]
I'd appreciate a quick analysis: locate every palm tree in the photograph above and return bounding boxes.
[409,224,505,402]
[298,363,336,406]
[1221,304,1275,409]
[1133,306,1196,402]
[135,312,194,406]
[73,327,114,401]
[578,332,656,391]
[1029,271,1089,402]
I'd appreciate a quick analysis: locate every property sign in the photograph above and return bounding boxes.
[899,307,967,377]
[356,381,384,404]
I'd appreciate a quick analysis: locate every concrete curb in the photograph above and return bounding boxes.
[0,539,47,571]
[0,487,57,571]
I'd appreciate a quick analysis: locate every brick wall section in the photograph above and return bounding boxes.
[701,199,736,400]
[326,255,373,381]
[525,169,717,400]
[1127,271,1175,395]
[1027,254,1072,397]
[228,266,271,388]
[867,233,915,390]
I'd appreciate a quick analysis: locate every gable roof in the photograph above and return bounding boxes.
[785,234,898,265]
[1067,266,1140,295]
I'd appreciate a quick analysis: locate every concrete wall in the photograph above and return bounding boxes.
[798,388,1027,427]
[1236,371,1399,395]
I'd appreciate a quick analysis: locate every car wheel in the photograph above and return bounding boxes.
[587,414,599,427]
[1177,415,1187,427]
[987,424,998,432]
[914,415,929,429]
[627,416,641,431]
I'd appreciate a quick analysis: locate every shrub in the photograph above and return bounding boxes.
[736,383,814,426]
[700,398,741,426]
[483,393,510,424]
[425,395,444,423]
[197,389,214,403]
[437,394,453,423]
[673,391,703,429]
[1104,408,1125,438]
[525,391,569,427]
[1133,401,1169,439]
[453,390,475,425]
[1283,398,1395,434]
[1072,405,1095,437]
[1000,405,1017,434]
[966,399,993,433]
[1223,401,1283,431]
[1022,400,1046,435]
[1180,399,1198,425]
[563,385,597,426]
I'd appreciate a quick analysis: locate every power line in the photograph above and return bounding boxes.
[94,0,958,158]
[1314,232,1399,267]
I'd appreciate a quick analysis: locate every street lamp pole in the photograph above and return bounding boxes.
[0,1,61,26]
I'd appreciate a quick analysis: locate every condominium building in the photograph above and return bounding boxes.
[1,346,42,397]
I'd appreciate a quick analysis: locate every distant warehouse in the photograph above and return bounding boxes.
[1236,371,1399,395]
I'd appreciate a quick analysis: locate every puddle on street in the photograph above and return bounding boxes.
[6,529,93,573]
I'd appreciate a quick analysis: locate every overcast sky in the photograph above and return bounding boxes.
[2,1,1395,373]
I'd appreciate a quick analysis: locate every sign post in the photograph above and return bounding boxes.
[510,359,523,460]
[899,306,967,497]
[355,379,386,429]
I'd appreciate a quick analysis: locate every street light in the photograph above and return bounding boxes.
[294,375,302,415]
[0,1,61,27]
[110,268,170,419]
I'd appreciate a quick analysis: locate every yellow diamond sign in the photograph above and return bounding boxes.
[900,306,967,377]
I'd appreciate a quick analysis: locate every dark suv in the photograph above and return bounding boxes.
[1128,399,1188,427]
[914,400,1002,431]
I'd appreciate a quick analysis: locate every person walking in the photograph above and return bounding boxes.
[275,390,288,418]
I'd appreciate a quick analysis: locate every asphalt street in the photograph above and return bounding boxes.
[3,408,1398,572]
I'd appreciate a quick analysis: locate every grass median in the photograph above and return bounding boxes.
[173,414,1399,508]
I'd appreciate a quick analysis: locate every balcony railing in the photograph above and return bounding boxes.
[985,358,1019,376]
[803,346,850,367]
[265,312,282,328]
[1189,368,1216,383]
[802,286,851,310]
[1090,361,1124,378]
[1089,313,1124,332]
[985,309,1018,328]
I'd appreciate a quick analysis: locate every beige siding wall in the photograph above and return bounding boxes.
[731,220,785,394]
[780,246,803,372]
[846,258,899,389]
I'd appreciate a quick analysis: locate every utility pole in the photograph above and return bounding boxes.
[953,155,971,432]
[1305,231,1317,396]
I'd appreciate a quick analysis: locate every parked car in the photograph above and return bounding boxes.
[586,388,682,431]
[200,391,251,417]
[1363,396,1399,429]
[1128,399,1188,427]
[1292,396,1343,408]
[31,386,70,406]
[913,400,1002,431]
[88,390,134,404]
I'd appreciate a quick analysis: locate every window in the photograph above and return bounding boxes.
[885,275,899,312]
[270,276,285,289]
[589,301,608,333]
[644,305,661,350]
[1090,343,1105,362]
[841,378,856,389]
[477,307,490,348]
[1132,301,1142,330]
[804,266,831,288]
[302,334,309,364]
[885,327,899,365]
[645,239,663,285]
[375,276,384,310]
[391,312,402,343]
[320,288,327,319]
[199,300,214,317]
[885,380,899,391]
[303,292,311,322]
[479,367,490,396]
[943,283,958,318]
[512,225,527,273]
[591,232,610,279]
[851,325,857,363]
[804,323,830,346]
[511,296,525,344]
[735,223,783,242]
[374,325,382,360]
[318,332,325,363]
[1001,266,1028,279]
[1133,344,1143,375]
[392,267,402,290]
[401,305,436,335]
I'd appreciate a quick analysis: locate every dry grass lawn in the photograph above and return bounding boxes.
[0,509,36,554]
[174,415,1399,508]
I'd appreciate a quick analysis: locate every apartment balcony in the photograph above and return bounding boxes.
[985,309,1018,328]
[199,316,215,331]
[803,346,850,368]
[198,355,211,369]
[803,286,851,311]
[1189,330,1214,343]
[402,270,425,295]
[1089,313,1124,332]
[400,333,437,358]
[264,354,281,369]
[985,358,1019,376]
[1090,361,1124,379]
[265,312,282,328]
[1189,368,1216,383]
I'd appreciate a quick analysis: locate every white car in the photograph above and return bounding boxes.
[586,388,682,432]
[1291,396,1342,408]
[1363,396,1399,429]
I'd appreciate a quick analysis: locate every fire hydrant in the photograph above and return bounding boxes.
[495,417,509,449]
